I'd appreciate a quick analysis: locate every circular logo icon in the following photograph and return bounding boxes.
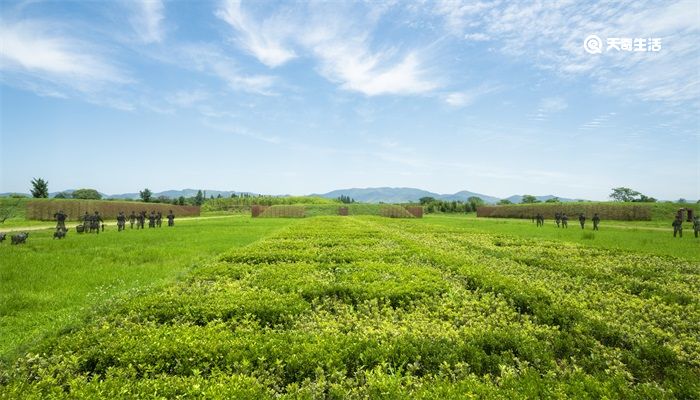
[584,35,603,54]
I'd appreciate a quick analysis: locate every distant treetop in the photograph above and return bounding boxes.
[30,178,49,198]
[71,188,102,200]
[609,187,656,203]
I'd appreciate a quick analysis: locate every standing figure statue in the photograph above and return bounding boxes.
[561,213,568,228]
[555,212,561,228]
[693,216,700,238]
[676,209,685,222]
[137,211,146,229]
[87,213,95,233]
[592,213,600,231]
[91,211,103,234]
[167,210,175,227]
[148,211,156,228]
[129,211,136,229]
[117,211,126,232]
[156,211,162,228]
[672,217,683,238]
[82,212,90,232]
[578,213,586,229]
[53,210,67,233]
[536,213,544,227]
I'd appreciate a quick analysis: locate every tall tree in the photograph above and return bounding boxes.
[609,187,641,202]
[521,195,540,204]
[30,178,49,198]
[338,195,355,204]
[194,190,204,206]
[467,196,484,212]
[140,188,152,203]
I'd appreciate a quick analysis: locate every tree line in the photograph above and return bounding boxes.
[25,179,209,206]
[20,179,698,208]
[417,196,485,213]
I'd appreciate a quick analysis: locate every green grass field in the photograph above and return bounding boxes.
[0,216,296,361]
[422,214,700,262]
[1,214,698,398]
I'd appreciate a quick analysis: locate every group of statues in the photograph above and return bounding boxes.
[672,215,700,238]
[0,232,29,244]
[77,211,104,234]
[533,212,601,230]
[530,210,700,237]
[51,209,176,236]
[117,210,176,231]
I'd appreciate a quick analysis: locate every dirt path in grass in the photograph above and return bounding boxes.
[469,216,673,232]
[0,215,238,233]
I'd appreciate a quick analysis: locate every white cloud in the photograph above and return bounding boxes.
[314,47,439,96]
[178,44,276,95]
[527,96,568,122]
[166,89,209,107]
[445,92,472,106]
[0,20,130,96]
[202,119,282,144]
[539,96,568,113]
[435,1,495,34]
[444,84,502,107]
[216,0,296,67]
[216,1,441,96]
[579,112,616,130]
[433,1,700,107]
[130,0,165,44]
[463,32,490,41]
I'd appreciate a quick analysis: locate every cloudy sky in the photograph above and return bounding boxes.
[1,0,698,200]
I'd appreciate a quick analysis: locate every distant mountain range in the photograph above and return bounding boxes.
[314,187,501,203]
[314,187,577,204]
[1,187,580,204]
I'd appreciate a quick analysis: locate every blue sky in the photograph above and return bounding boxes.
[1,0,698,200]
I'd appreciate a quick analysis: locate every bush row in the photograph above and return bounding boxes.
[25,199,200,221]
[476,203,652,220]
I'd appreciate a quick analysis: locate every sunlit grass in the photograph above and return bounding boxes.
[420,214,700,261]
[0,216,295,359]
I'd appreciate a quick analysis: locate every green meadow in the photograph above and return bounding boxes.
[0,216,296,360]
[1,213,699,398]
[421,214,700,262]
